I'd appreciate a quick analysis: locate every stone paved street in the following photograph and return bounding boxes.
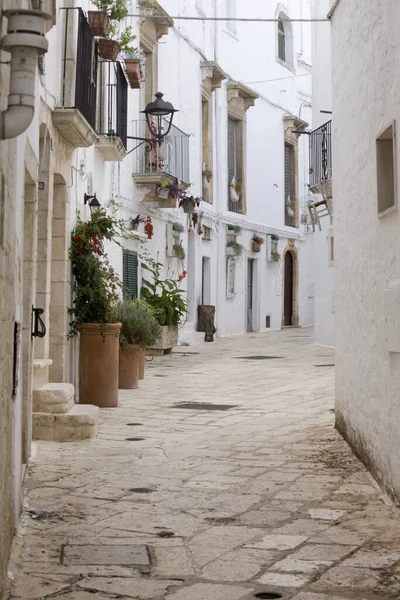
[7,329,400,599]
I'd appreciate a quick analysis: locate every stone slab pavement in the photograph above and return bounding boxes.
[6,329,400,600]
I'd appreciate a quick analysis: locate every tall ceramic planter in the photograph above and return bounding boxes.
[79,323,121,407]
[119,344,141,389]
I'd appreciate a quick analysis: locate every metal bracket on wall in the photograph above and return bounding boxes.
[32,307,46,338]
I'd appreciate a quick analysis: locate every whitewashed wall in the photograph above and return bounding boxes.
[332,0,400,499]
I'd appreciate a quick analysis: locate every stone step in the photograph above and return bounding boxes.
[33,358,53,389]
[32,405,99,442]
[33,383,74,414]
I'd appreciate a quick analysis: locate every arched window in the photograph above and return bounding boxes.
[278,18,286,62]
[277,12,293,67]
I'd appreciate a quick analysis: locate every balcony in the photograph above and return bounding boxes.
[95,61,128,161]
[54,8,98,148]
[309,120,332,198]
[132,119,190,201]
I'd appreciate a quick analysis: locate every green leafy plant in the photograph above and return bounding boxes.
[141,260,188,327]
[226,240,243,256]
[173,243,185,260]
[270,234,280,241]
[116,298,161,348]
[272,251,281,262]
[227,224,241,233]
[69,209,124,336]
[92,0,129,21]
[172,222,184,233]
[109,22,136,54]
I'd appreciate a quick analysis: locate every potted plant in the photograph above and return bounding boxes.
[98,24,136,61]
[87,10,110,37]
[155,181,185,208]
[123,48,145,89]
[173,243,185,260]
[270,233,279,255]
[144,216,153,239]
[130,214,145,231]
[69,209,126,408]
[179,194,202,214]
[116,298,161,389]
[141,260,188,354]
[172,222,184,233]
[272,251,281,262]
[227,224,241,234]
[226,240,243,256]
[252,234,264,253]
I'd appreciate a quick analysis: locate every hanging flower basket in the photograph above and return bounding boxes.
[252,235,264,253]
[88,11,110,37]
[157,187,170,200]
[124,58,143,89]
[98,38,120,61]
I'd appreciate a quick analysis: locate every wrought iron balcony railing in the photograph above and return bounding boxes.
[97,61,128,148]
[131,119,190,184]
[60,8,98,131]
[309,120,332,189]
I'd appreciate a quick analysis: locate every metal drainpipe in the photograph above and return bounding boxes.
[0,9,49,140]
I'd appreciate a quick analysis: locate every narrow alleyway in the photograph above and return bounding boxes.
[7,330,400,600]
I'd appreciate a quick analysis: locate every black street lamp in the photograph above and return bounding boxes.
[127,92,178,152]
[84,193,101,215]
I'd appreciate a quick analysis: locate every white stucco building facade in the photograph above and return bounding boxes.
[310,0,335,349]
[331,0,400,500]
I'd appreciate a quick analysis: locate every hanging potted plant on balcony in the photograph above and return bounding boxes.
[226,240,243,257]
[252,234,264,253]
[227,224,241,234]
[69,209,126,408]
[116,298,161,389]
[173,243,185,261]
[90,0,128,43]
[179,193,202,214]
[155,180,185,208]
[123,47,145,89]
[130,214,145,231]
[99,23,136,62]
[141,259,188,354]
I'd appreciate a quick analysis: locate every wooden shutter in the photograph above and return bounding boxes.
[123,251,138,298]
[284,144,292,201]
[278,20,286,62]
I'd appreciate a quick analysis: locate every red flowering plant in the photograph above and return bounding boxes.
[68,209,126,336]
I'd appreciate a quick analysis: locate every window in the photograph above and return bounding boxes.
[278,19,285,62]
[284,143,296,226]
[377,122,396,215]
[228,117,244,213]
[226,257,235,297]
[225,0,236,35]
[123,250,138,298]
[276,13,293,67]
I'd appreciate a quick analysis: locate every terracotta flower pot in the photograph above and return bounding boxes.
[252,241,262,253]
[79,322,121,408]
[88,11,110,37]
[183,201,195,214]
[119,344,141,389]
[139,349,145,380]
[98,38,120,61]
[124,58,143,89]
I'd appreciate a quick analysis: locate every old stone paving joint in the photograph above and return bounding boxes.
[7,330,400,599]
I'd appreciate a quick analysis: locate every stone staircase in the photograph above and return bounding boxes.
[32,359,99,442]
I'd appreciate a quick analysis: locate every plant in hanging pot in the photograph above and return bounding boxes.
[123,47,145,89]
[252,234,264,253]
[173,243,186,260]
[116,298,161,389]
[69,209,127,408]
[141,259,188,353]
[272,250,281,262]
[98,23,136,61]
[172,222,184,233]
[226,240,244,257]
[130,214,145,231]
[179,193,202,214]
[227,224,241,234]
[88,10,110,36]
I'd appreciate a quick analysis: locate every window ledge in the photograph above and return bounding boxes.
[378,204,397,219]
[275,56,296,73]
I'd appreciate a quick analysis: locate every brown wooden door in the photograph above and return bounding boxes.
[284,251,293,326]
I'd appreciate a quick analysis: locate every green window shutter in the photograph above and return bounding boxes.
[123,251,138,298]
